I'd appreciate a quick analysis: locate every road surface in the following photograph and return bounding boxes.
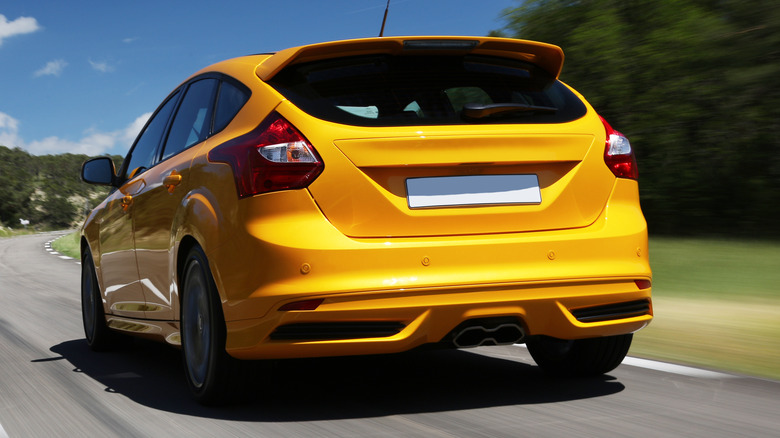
[1,233,778,437]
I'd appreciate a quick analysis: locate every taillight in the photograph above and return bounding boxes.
[600,115,638,180]
[208,112,323,198]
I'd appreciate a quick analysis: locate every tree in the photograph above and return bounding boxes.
[0,145,117,230]
[35,194,77,229]
[0,147,35,225]
[496,0,780,237]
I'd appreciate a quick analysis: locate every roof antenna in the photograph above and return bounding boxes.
[379,0,390,37]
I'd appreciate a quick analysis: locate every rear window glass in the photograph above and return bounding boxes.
[269,54,586,126]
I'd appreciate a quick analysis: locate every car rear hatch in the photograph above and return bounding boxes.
[260,37,615,238]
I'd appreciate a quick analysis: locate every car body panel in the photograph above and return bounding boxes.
[207,177,648,318]
[281,102,614,237]
[131,145,201,320]
[94,181,146,318]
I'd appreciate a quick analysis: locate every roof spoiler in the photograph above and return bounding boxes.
[256,36,565,81]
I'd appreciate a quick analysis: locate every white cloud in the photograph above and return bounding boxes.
[0,112,22,148]
[122,37,137,44]
[0,14,41,46]
[0,110,152,156]
[0,111,19,132]
[34,59,67,77]
[123,113,152,144]
[89,59,114,73]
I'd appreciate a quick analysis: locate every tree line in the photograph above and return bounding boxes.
[493,0,780,238]
[0,146,119,230]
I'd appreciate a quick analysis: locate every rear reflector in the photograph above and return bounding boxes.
[635,279,652,290]
[278,299,324,311]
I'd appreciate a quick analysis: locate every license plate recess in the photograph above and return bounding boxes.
[406,174,541,208]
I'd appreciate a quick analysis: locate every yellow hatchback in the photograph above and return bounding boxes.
[81,36,652,404]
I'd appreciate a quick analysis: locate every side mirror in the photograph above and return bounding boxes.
[81,157,117,186]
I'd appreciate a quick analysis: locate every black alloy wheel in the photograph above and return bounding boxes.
[81,248,115,351]
[180,245,243,405]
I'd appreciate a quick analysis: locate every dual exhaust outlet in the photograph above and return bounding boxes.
[450,319,526,348]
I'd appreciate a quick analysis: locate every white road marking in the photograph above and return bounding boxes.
[513,343,732,379]
[43,237,80,264]
[620,356,733,379]
[0,420,9,438]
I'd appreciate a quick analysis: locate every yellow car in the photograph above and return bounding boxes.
[81,36,651,404]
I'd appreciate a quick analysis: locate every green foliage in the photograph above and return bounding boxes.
[0,146,36,226]
[0,145,121,230]
[497,0,780,237]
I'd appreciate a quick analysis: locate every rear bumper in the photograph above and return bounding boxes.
[207,179,652,360]
[225,279,651,359]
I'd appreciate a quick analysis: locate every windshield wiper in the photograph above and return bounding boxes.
[462,103,558,119]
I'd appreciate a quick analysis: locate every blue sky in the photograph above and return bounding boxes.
[0,0,516,157]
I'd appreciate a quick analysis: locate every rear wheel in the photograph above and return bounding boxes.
[526,334,633,377]
[180,246,244,405]
[81,249,115,351]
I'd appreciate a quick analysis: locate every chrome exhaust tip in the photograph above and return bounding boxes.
[452,322,525,348]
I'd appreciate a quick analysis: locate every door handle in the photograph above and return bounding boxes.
[164,170,182,193]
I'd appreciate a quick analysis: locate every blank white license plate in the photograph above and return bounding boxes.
[406,174,541,208]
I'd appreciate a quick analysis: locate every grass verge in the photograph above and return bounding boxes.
[0,227,34,238]
[631,237,780,380]
[51,231,81,259]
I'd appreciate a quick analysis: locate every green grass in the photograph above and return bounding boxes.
[646,237,780,301]
[0,227,34,238]
[51,231,81,259]
[631,237,780,380]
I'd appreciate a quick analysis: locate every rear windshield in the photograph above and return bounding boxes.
[269,54,587,126]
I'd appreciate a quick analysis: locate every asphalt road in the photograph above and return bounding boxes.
[1,233,778,437]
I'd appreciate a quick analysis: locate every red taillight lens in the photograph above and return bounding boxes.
[208,112,324,198]
[600,115,638,180]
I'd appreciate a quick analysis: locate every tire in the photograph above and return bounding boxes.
[81,249,115,351]
[180,246,244,405]
[526,334,633,377]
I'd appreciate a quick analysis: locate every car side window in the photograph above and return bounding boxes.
[213,80,250,133]
[162,79,218,161]
[123,90,180,181]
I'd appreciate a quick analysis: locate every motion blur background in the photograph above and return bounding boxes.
[1,0,778,380]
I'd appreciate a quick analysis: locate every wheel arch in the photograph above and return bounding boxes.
[175,185,234,308]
